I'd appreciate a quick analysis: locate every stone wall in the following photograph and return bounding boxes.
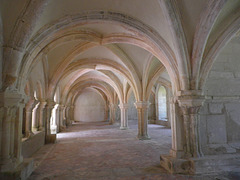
[128,92,138,122]
[148,93,155,122]
[22,131,45,158]
[200,37,240,155]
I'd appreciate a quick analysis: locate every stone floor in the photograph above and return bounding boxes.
[28,121,240,180]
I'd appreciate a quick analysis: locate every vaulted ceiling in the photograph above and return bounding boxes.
[1,0,240,104]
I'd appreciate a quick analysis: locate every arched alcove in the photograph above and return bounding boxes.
[74,89,106,122]
[158,86,167,120]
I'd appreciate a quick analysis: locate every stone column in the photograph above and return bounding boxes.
[55,104,60,133]
[59,105,66,131]
[62,106,67,127]
[178,96,204,158]
[0,91,24,172]
[38,101,47,131]
[169,98,184,158]
[109,103,117,124]
[134,101,150,140]
[104,103,109,121]
[50,104,58,134]
[32,101,40,132]
[1,107,14,170]
[45,100,56,143]
[25,99,37,137]
[65,106,71,126]
[69,105,75,123]
[160,93,205,174]
[14,101,26,166]
[3,0,49,89]
[119,103,129,130]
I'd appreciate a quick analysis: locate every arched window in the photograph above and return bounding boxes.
[158,86,167,120]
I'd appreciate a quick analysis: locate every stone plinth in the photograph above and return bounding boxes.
[160,153,240,174]
[0,158,34,180]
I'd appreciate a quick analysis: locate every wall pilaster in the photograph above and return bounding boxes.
[0,91,24,171]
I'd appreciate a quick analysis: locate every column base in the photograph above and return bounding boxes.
[60,126,66,132]
[160,155,194,174]
[0,159,16,172]
[66,120,73,126]
[109,121,114,125]
[38,127,45,131]
[0,158,34,180]
[32,127,39,132]
[45,134,56,144]
[50,125,57,134]
[160,153,240,174]
[137,134,151,140]
[25,131,34,138]
[169,149,185,158]
[120,126,128,130]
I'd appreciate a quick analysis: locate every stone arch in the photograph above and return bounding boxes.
[190,0,227,89]
[73,87,107,122]
[145,65,165,101]
[56,58,137,102]
[199,16,240,90]
[64,75,123,105]
[0,14,3,90]
[2,0,48,89]
[36,80,44,100]
[70,82,114,106]
[73,87,108,107]
[17,11,181,98]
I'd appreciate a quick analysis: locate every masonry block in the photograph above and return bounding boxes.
[207,115,227,144]
[209,103,223,114]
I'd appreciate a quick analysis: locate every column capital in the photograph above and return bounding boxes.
[54,103,60,109]
[177,90,203,106]
[109,103,117,108]
[46,99,56,108]
[25,98,38,111]
[134,101,150,109]
[0,90,24,107]
[178,95,205,114]
[118,103,129,109]
[58,104,65,110]
[39,101,47,109]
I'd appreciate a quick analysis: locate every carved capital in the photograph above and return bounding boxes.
[109,103,118,109]
[58,104,65,111]
[25,98,38,111]
[118,103,129,109]
[177,94,205,114]
[39,101,47,109]
[134,101,150,109]
[0,90,23,107]
[46,99,56,109]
